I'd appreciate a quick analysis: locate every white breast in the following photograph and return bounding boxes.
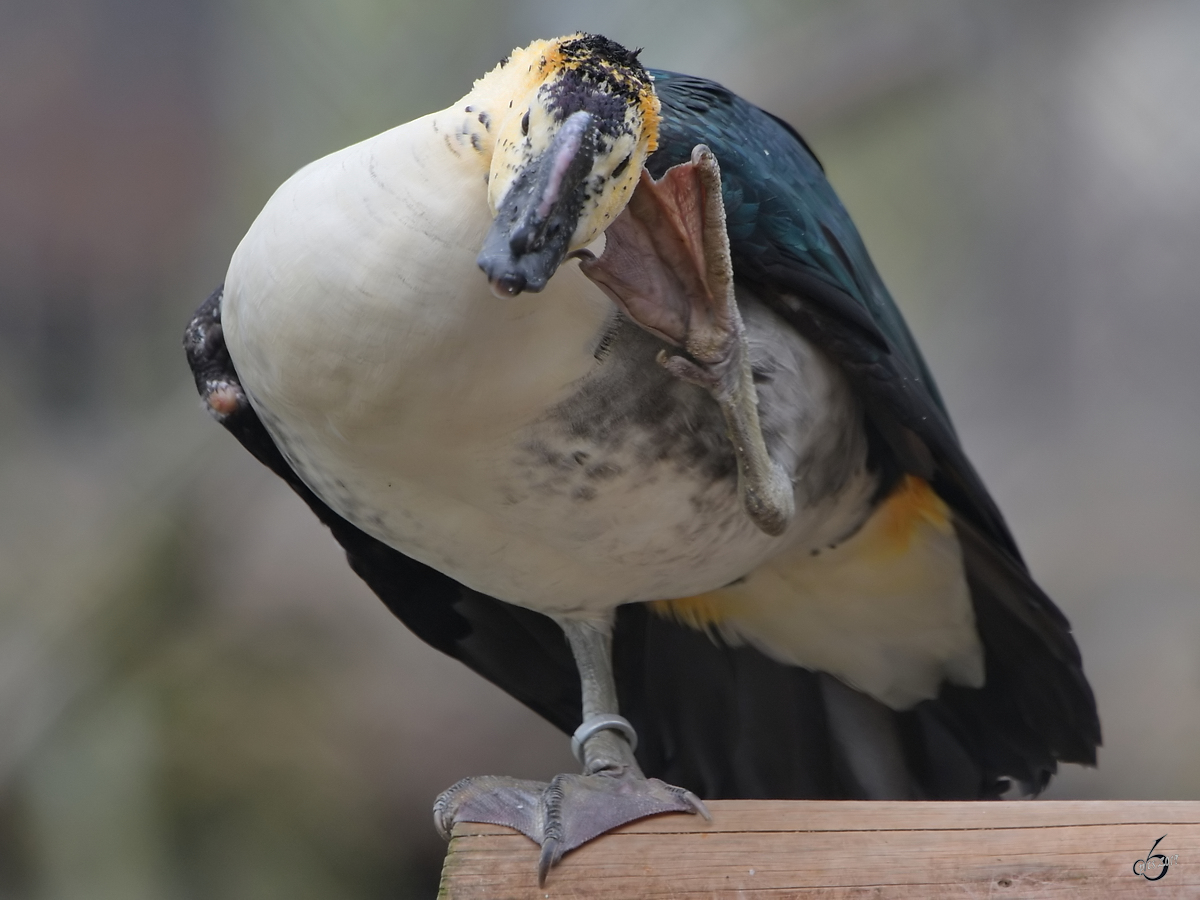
[221,109,875,617]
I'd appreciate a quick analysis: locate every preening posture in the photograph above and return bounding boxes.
[185,34,1099,883]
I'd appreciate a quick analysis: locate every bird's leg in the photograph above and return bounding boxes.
[433,616,708,885]
[660,323,795,537]
[579,146,795,535]
[562,617,639,776]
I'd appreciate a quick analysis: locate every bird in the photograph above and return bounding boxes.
[184,33,1100,884]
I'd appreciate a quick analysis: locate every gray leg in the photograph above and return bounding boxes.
[560,618,640,776]
[658,324,796,537]
[434,615,708,886]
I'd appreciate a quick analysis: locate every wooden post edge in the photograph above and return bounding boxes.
[439,799,1200,899]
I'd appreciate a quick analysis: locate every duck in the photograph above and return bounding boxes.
[184,33,1100,884]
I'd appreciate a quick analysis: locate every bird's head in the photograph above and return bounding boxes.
[468,34,660,296]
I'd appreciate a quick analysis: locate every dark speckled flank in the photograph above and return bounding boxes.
[522,315,736,501]
[514,290,870,518]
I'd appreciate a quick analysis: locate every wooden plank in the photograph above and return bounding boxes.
[439,800,1200,899]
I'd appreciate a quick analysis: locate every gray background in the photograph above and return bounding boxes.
[2,0,1198,896]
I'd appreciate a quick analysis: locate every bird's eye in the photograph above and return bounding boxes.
[520,110,530,136]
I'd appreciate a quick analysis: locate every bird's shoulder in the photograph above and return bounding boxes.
[648,70,937,407]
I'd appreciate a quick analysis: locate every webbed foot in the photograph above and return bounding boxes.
[434,769,708,885]
[580,145,795,535]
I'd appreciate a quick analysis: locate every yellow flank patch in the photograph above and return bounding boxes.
[650,476,952,634]
[873,474,953,554]
[649,475,978,708]
[648,591,732,631]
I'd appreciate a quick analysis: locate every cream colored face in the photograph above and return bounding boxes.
[485,57,658,251]
[469,35,660,294]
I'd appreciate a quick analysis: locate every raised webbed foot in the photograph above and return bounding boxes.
[434,768,708,885]
[580,145,795,536]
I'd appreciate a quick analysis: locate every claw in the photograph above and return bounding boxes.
[537,838,559,887]
[434,769,707,884]
[681,788,713,821]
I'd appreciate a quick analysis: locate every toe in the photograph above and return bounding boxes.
[433,775,547,843]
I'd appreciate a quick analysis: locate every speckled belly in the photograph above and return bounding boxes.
[256,301,877,616]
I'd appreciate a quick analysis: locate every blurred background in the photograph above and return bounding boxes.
[2,0,1199,896]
